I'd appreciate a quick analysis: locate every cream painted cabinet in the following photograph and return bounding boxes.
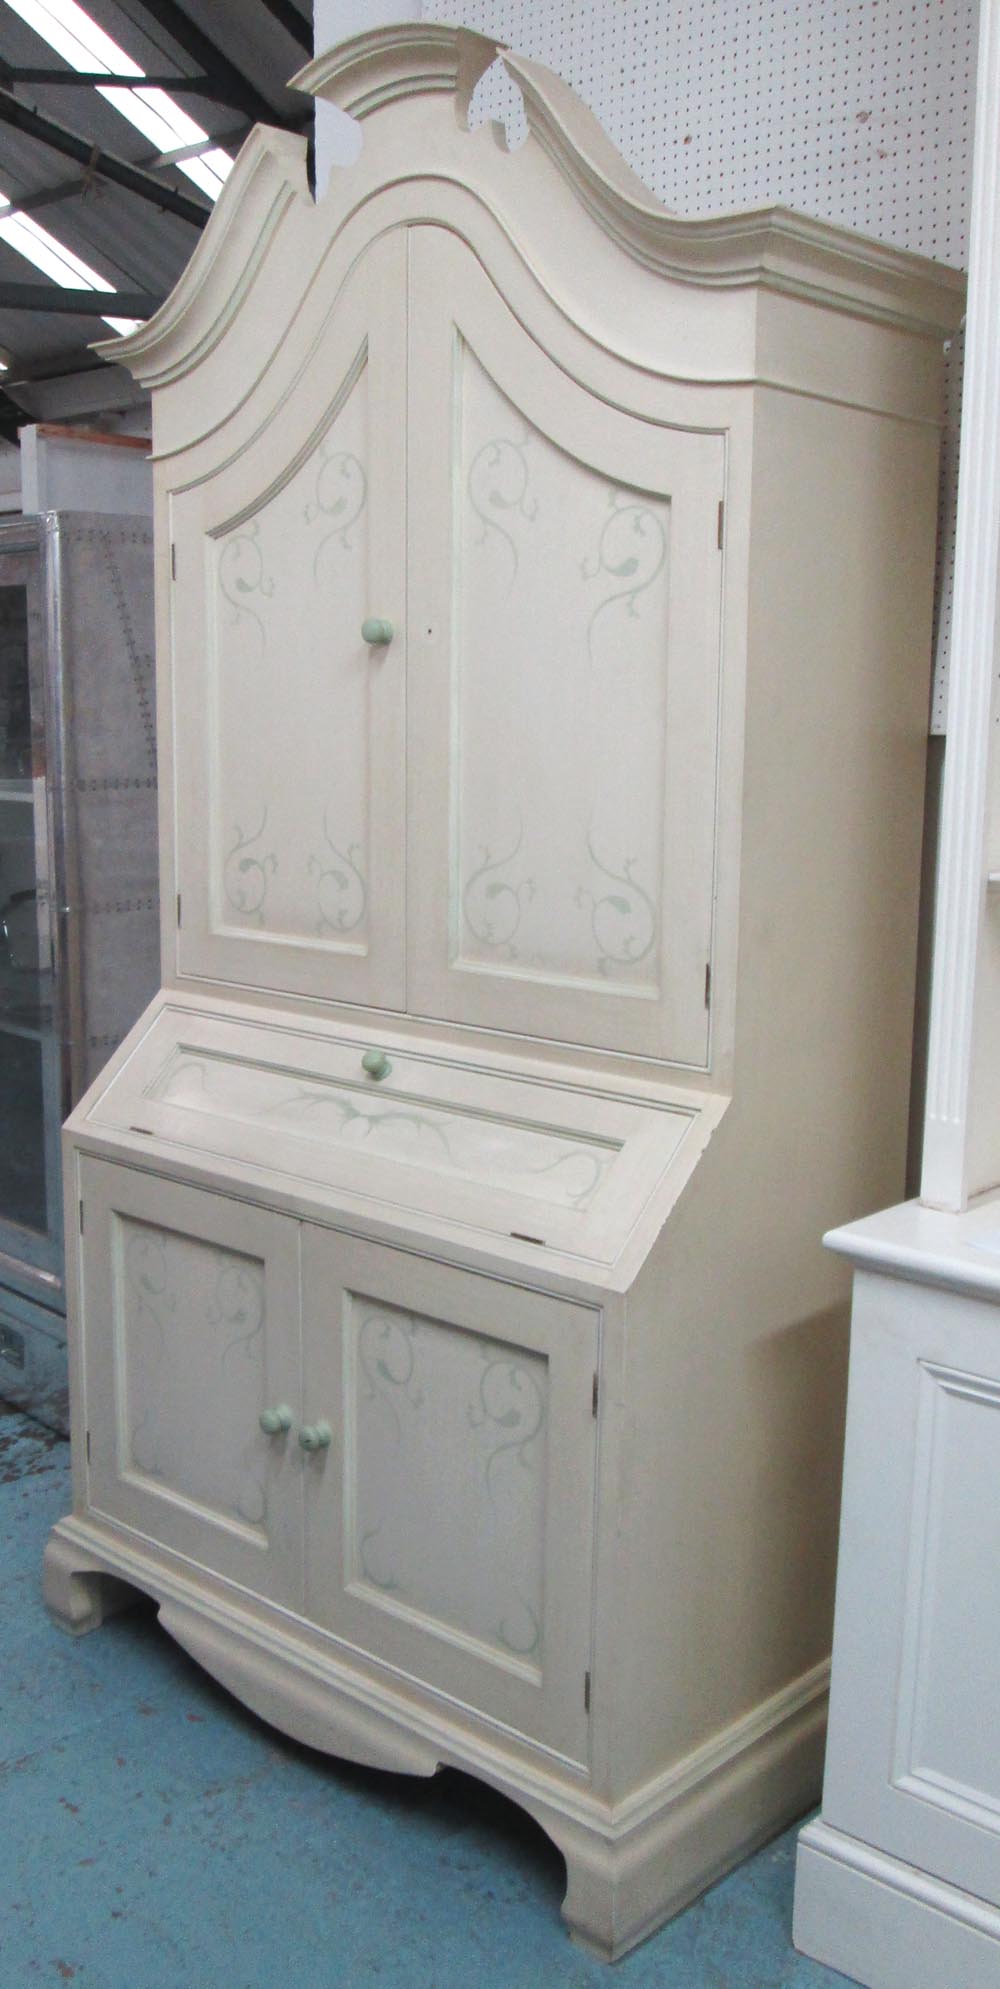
[406,226,725,1062]
[81,1158,305,1610]
[300,1228,598,1764]
[80,1152,597,1763]
[44,25,963,1963]
[170,228,408,1009]
[170,218,723,1063]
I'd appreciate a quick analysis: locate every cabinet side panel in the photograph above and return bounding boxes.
[596,385,940,1798]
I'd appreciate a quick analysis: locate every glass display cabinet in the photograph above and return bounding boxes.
[0,513,158,1429]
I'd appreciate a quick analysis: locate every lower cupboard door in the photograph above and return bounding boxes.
[300,1228,599,1768]
[79,1157,305,1611]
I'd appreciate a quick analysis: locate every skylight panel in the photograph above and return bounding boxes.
[0,185,141,333]
[3,0,233,200]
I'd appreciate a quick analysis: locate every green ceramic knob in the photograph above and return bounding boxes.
[361,1048,391,1081]
[259,1404,293,1436]
[361,617,394,646]
[298,1421,332,1453]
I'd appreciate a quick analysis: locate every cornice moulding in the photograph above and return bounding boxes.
[296,25,964,335]
[98,24,965,395]
[291,23,501,123]
[92,125,310,387]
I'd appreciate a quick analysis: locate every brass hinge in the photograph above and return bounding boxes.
[584,1670,591,1713]
[592,1371,599,1418]
[717,500,725,550]
[170,543,177,579]
[705,961,712,1008]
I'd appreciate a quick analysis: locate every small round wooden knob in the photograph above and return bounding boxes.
[361,1048,391,1081]
[298,1421,332,1453]
[259,1404,293,1435]
[361,617,394,646]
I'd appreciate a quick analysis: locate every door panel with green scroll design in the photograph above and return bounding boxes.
[406,226,725,1066]
[300,1225,599,1767]
[81,1157,305,1609]
[170,229,407,1012]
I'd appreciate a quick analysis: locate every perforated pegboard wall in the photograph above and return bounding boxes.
[422,0,977,726]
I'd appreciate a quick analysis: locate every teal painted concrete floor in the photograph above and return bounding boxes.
[1,1402,852,1989]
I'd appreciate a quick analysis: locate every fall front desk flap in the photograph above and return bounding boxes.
[80,1003,722,1268]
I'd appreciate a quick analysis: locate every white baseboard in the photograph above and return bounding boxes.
[794,1818,1000,1989]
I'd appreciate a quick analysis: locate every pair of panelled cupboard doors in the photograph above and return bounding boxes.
[173,222,724,1069]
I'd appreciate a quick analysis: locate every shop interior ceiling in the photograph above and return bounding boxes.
[0,0,312,417]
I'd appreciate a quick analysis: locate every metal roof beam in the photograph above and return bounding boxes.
[258,0,312,54]
[0,92,210,227]
[0,117,255,220]
[0,67,263,117]
[146,125,251,166]
[0,174,94,219]
[0,67,219,93]
[127,0,291,128]
[0,280,162,314]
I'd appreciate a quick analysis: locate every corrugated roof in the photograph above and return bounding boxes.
[0,0,312,422]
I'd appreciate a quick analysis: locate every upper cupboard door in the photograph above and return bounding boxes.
[169,230,407,1011]
[406,229,725,1066]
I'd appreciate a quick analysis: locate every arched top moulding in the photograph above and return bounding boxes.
[97,21,963,399]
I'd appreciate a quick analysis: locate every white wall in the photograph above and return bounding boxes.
[19,426,152,516]
[313,0,421,194]
[420,0,974,262]
[0,440,20,514]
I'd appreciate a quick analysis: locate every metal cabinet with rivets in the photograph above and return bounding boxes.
[42,26,963,1959]
[0,511,159,1431]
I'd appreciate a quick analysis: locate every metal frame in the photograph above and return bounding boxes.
[0,0,313,403]
[0,510,160,1429]
[119,0,297,130]
[0,282,163,315]
[0,89,212,226]
[0,516,67,1306]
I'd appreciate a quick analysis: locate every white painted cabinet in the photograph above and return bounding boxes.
[794,1216,1000,1988]
[821,1273,1000,1905]
[44,25,962,1962]
[793,7,1000,1980]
